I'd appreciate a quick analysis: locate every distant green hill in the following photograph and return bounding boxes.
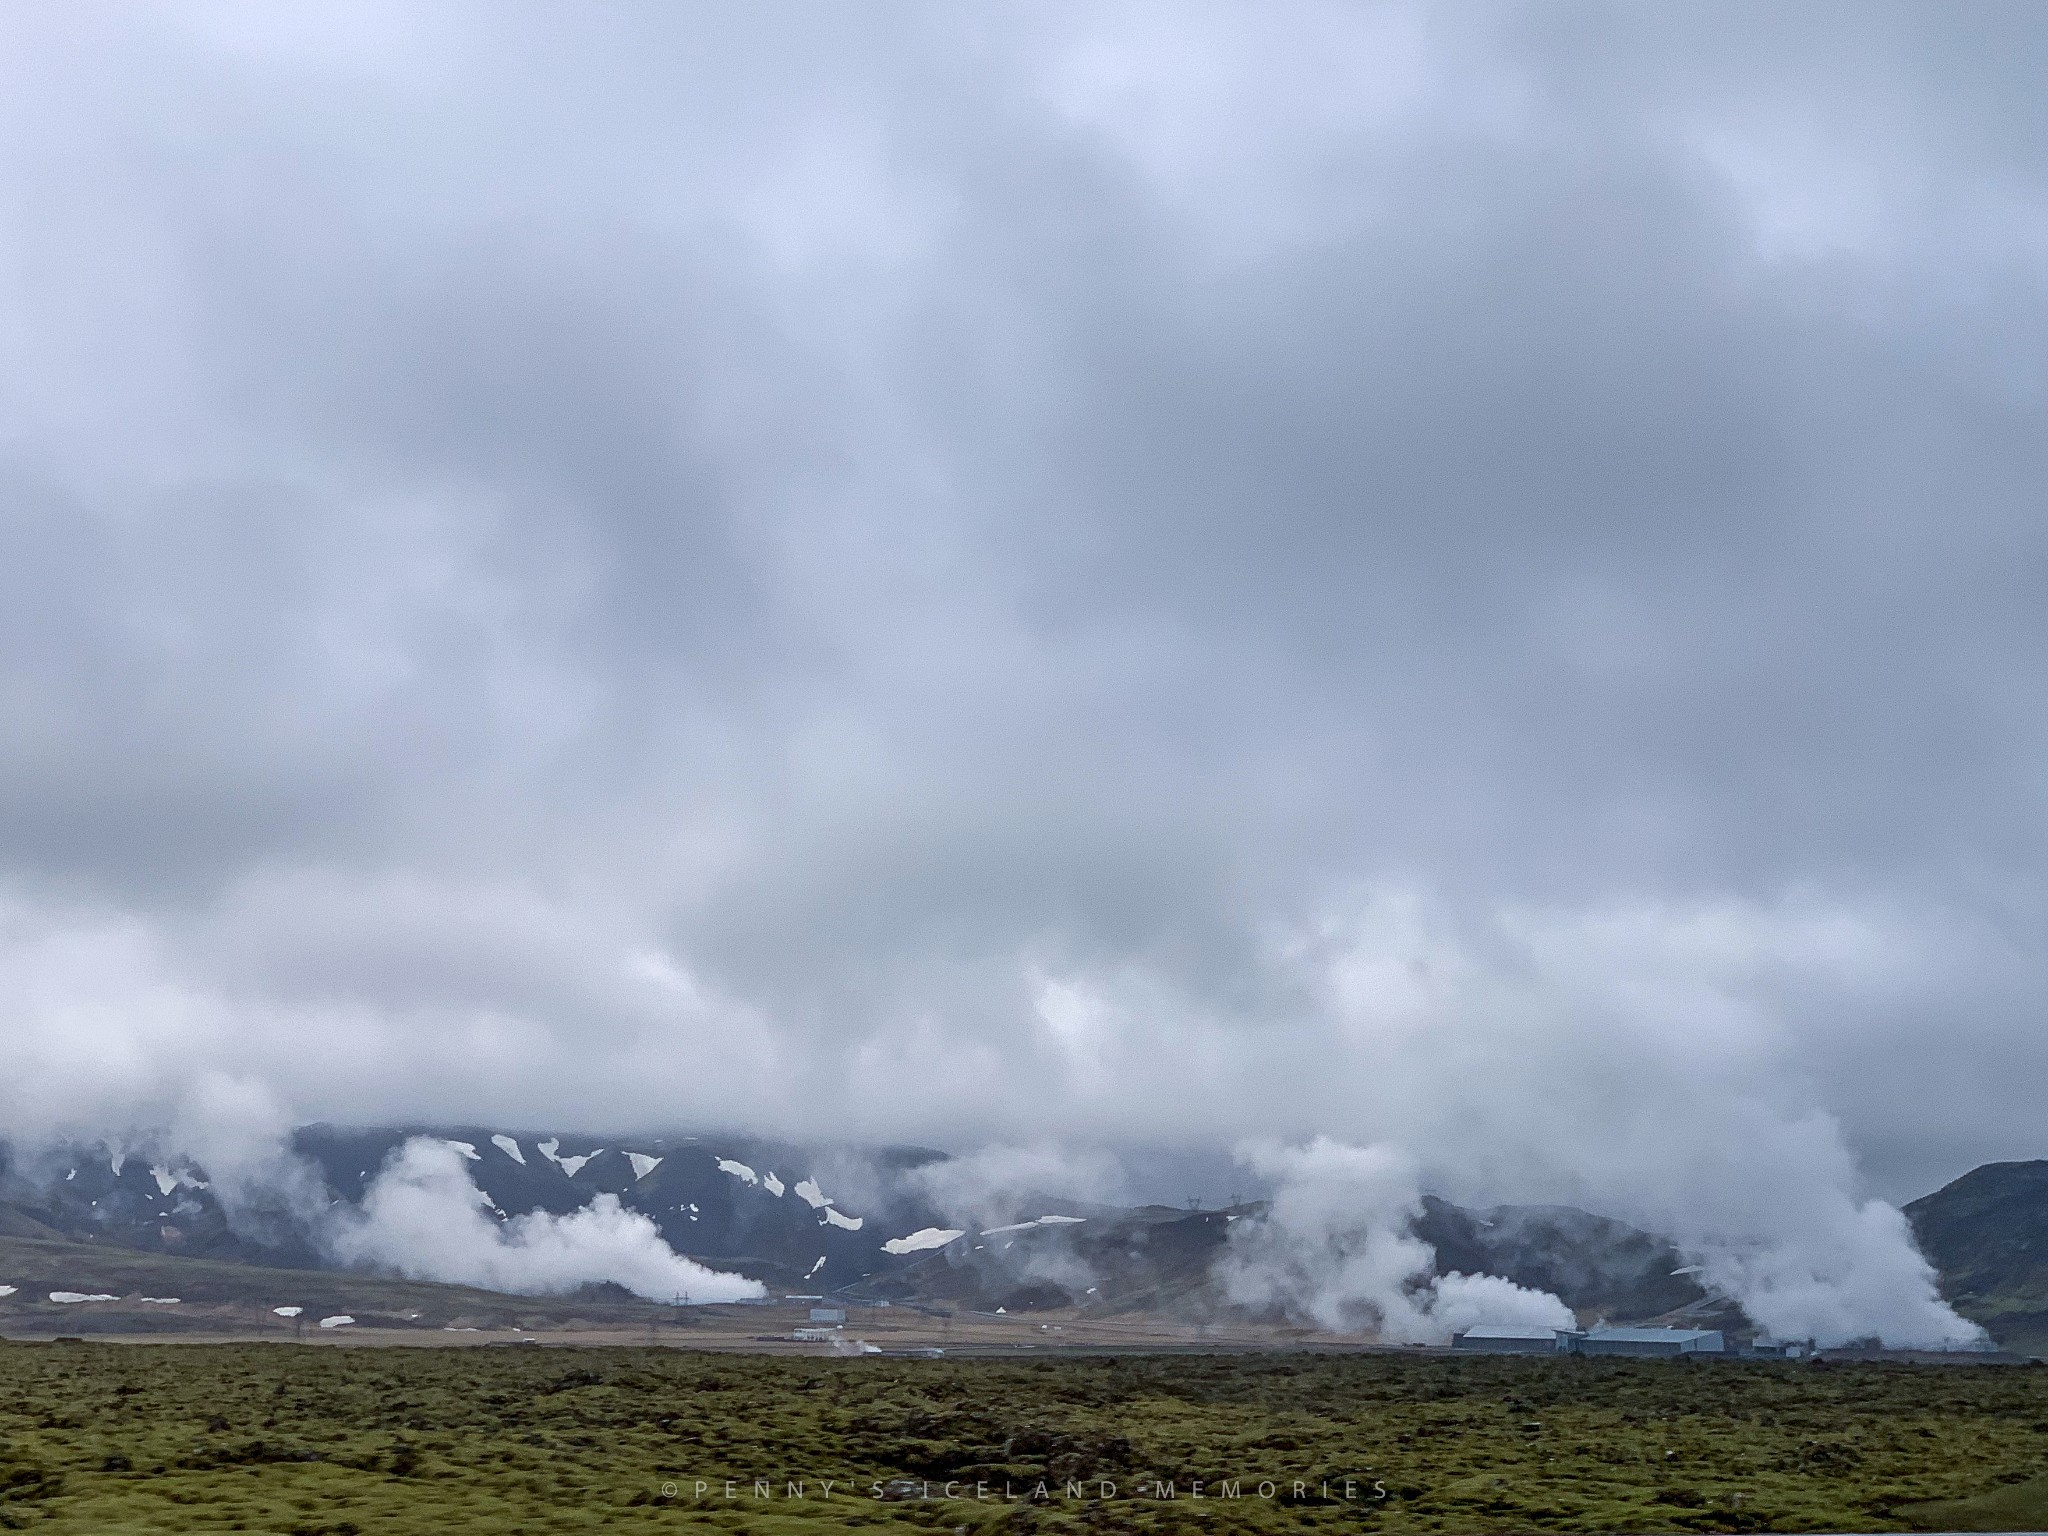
[1905,1159,2048,1355]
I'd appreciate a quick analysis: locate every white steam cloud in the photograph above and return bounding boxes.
[1188,894,1989,1350]
[330,1138,761,1304]
[1222,1130,1981,1349]
[1621,1105,1984,1347]
[1222,1138,1575,1344]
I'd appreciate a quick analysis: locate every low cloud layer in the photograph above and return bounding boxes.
[331,1138,761,1304]
[3,4,2046,1340]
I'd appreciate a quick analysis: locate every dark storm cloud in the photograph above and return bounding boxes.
[1,2,2045,1217]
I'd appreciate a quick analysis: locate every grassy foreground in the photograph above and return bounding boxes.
[2,1345,2047,1534]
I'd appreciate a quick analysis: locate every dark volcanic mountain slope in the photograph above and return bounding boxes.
[0,1127,958,1292]
[0,1140,272,1264]
[857,1196,1710,1321]
[1906,1159,2048,1352]
[292,1124,951,1291]
[1,1125,1745,1327]
[851,1204,1241,1314]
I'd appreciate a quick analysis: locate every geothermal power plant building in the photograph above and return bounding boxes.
[1452,1325,1582,1354]
[1578,1327,1725,1357]
[1453,1326,1728,1356]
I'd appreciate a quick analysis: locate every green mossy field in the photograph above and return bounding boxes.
[3,1344,2046,1534]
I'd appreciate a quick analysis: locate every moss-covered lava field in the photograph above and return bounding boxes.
[4,1343,2048,1533]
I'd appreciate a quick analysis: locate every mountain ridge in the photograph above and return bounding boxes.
[7,1127,2046,1348]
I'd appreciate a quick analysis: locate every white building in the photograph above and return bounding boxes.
[1579,1327,1725,1357]
[1452,1324,1584,1354]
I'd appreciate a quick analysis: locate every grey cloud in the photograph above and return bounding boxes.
[1,2,2045,1234]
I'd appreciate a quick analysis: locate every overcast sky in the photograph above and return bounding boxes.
[2,3,2045,1208]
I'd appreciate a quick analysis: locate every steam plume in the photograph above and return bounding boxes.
[1222,1138,1574,1343]
[330,1138,761,1303]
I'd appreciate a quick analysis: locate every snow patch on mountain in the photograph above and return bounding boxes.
[717,1159,759,1185]
[885,1228,963,1255]
[490,1135,525,1165]
[981,1216,1088,1236]
[626,1153,662,1180]
[531,1137,604,1176]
